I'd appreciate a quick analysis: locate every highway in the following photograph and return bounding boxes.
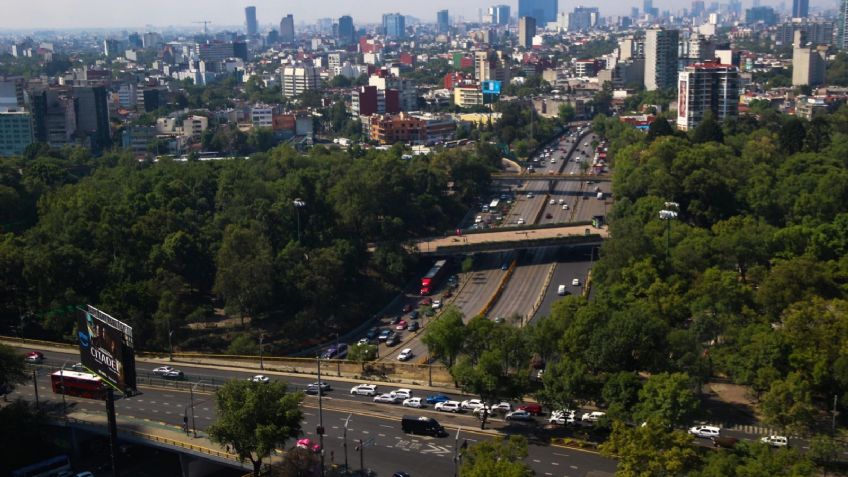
[533,248,598,322]
[487,247,555,322]
[13,348,619,477]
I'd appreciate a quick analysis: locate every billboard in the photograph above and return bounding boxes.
[482,80,502,95]
[678,78,688,119]
[77,306,137,395]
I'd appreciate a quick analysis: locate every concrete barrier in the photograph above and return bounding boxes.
[479,258,517,318]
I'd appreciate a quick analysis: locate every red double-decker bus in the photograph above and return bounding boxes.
[51,370,106,400]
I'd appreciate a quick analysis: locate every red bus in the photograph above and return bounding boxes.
[420,259,448,295]
[51,370,106,400]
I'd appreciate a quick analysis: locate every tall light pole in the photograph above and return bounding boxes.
[316,355,325,477]
[659,202,679,259]
[259,332,265,371]
[293,198,306,243]
[343,414,351,474]
[453,426,462,477]
[168,329,174,362]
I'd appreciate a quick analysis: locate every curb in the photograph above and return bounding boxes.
[526,262,557,325]
[479,258,517,318]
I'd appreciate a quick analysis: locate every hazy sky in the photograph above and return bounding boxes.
[0,0,835,31]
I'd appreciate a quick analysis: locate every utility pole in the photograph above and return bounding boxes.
[32,370,39,409]
[168,329,174,362]
[358,439,364,475]
[259,333,265,371]
[343,414,351,473]
[106,388,120,477]
[453,426,462,477]
[317,356,325,477]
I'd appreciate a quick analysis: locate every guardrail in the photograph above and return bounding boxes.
[479,257,517,318]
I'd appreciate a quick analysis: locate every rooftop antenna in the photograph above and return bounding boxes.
[193,20,212,36]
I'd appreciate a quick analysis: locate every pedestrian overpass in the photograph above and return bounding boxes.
[413,224,608,255]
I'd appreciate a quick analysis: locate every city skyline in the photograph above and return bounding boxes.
[0,0,833,31]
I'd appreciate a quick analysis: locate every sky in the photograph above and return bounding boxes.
[0,0,835,31]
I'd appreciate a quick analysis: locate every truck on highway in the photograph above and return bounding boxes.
[420,259,448,295]
[401,415,447,436]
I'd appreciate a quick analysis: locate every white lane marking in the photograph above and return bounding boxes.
[361,431,369,434]
[533,459,540,463]
[570,465,578,469]
[379,424,393,428]
[551,462,559,466]
[553,453,569,457]
[378,433,386,437]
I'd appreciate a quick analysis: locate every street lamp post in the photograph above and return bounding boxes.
[335,333,341,377]
[168,330,174,362]
[658,202,679,259]
[316,355,325,477]
[293,198,306,242]
[259,333,265,371]
[343,414,351,473]
[189,382,199,437]
[453,426,462,477]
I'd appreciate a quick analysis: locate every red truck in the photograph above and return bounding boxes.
[420,259,448,295]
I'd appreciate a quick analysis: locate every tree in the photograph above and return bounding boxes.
[760,372,816,434]
[421,306,466,367]
[646,117,674,142]
[0,344,27,399]
[348,343,378,371]
[690,111,724,144]
[632,372,699,427]
[601,372,643,420]
[213,225,274,326]
[600,420,700,477]
[558,103,576,123]
[808,434,840,477]
[779,117,806,155]
[208,380,304,477]
[461,435,534,477]
[536,358,596,411]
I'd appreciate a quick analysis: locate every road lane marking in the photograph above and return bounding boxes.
[551,462,559,466]
[379,424,393,428]
[378,433,386,437]
[570,465,578,469]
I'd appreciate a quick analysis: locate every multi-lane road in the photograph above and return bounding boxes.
[12,348,618,477]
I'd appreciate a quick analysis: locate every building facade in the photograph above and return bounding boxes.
[519,17,536,48]
[489,5,511,25]
[280,15,295,42]
[338,16,355,45]
[437,10,450,33]
[383,13,406,39]
[245,6,258,37]
[0,111,33,156]
[676,60,739,131]
[281,65,320,97]
[518,0,558,24]
[369,112,455,145]
[644,28,680,91]
[792,0,809,18]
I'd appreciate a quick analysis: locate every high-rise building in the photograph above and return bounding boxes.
[643,0,659,16]
[775,21,834,46]
[245,6,258,37]
[281,65,321,97]
[745,7,779,25]
[792,31,827,86]
[644,28,679,91]
[489,5,511,25]
[519,17,536,48]
[280,14,295,43]
[73,86,111,152]
[676,60,739,131]
[437,10,450,33]
[338,15,355,46]
[518,0,558,24]
[567,6,599,31]
[840,0,848,49]
[792,0,809,18]
[0,111,33,156]
[383,13,406,38]
[692,1,706,17]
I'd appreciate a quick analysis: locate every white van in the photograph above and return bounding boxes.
[557,284,566,296]
[596,192,604,200]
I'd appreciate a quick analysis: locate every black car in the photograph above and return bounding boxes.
[410,310,419,320]
[365,328,379,340]
[408,322,420,332]
[386,333,401,346]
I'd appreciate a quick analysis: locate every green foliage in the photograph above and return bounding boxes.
[600,420,700,477]
[558,104,576,123]
[421,306,465,366]
[0,344,27,396]
[460,436,534,477]
[348,343,377,363]
[0,400,69,475]
[208,380,304,476]
[632,372,699,427]
[227,333,259,355]
[692,441,814,477]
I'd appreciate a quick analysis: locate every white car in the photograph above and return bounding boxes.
[389,388,412,400]
[431,300,442,309]
[250,375,270,384]
[549,199,556,205]
[402,397,425,408]
[562,204,569,210]
[152,366,176,376]
[688,425,721,439]
[517,218,525,225]
[490,402,513,413]
[572,278,581,286]
[162,369,184,379]
[434,400,462,413]
[397,348,414,361]
[761,435,788,447]
[526,192,534,198]
[461,399,484,410]
[374,393,399,404]
[581,411,606,423]
[549,410,576,425]
[350,384,377,396]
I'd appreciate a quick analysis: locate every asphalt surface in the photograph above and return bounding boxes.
[533,248,598,322]
[487,247,556,323]
[14,349,620,477]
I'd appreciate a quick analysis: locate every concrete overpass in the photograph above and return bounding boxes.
[414,224,608,255]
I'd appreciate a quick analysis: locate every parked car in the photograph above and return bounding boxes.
[386,333,401,346]
[425,394,451,404]
[443,290,453,299]
[461,399,484,410]
[517,403,543,415]
[374,393,399,404]
[296,438,321,453]
[402,397,425,408]
[434,401,462,413]
[395,320,408,330]
[761,435,789,448]
[378,329,392,342]
[408,321,420,332]
[688,425,721,439]
[505,410,534,421]
[162,369,184,379]
[350,384,377,396]
[548,410,576,425]
[402,304,413,313]
[365,328,380,341]
[419,297,432,306]
[397,348,414,361]
[490,402,513,413]
[24,351,45,363]
[581,411,606,423]
[250,375,270,384]
[390,315,402,325]
[410,310,419,320]
[431,300,442,309]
